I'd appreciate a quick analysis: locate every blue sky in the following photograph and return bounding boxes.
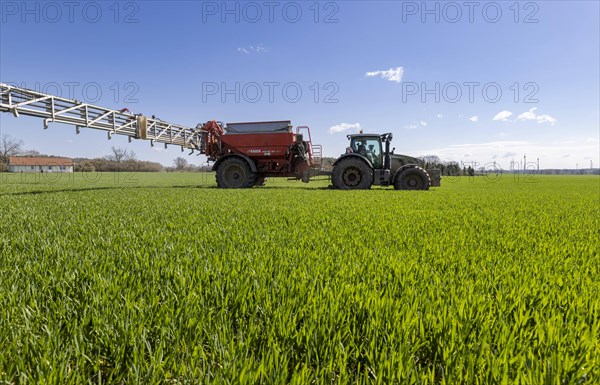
[1,0,598,169]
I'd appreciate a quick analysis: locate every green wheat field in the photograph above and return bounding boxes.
[0,172,598,384]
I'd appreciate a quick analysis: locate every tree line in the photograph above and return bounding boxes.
[419,155,473,176]
[0,134,513,176]
[1,134,216,173]
[73,147,163,172]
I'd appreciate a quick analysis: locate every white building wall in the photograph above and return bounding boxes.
[9,165,74,173]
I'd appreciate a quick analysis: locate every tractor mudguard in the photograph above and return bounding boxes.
[212,154,257,173]
[392,164,421,182]
[332,153,373,169]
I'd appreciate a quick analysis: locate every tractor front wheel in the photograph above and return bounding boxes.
[332,157,373,190]
[394,167,430,190]
[216,157,256,188]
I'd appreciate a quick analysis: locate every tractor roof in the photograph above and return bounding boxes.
[347,134,379,139]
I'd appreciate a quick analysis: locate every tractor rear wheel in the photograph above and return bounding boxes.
[216,157,256,188]
[394,167,430,190]
[332,157,373,190]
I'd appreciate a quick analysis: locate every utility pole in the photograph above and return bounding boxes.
[537,157,540,171]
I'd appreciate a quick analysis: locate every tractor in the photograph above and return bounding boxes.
[331,133,440,190]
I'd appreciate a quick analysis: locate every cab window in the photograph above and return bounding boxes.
[351,137,382,168]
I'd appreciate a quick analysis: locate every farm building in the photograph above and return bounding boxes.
[8,157,74,173]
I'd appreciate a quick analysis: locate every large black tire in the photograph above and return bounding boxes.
[394,166,430,190]
[332,157,373,190]
[215,157,256,188]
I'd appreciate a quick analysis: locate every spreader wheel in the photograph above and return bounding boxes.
[216,157,256,188]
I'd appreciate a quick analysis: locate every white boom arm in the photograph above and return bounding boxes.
[0,83,202,151]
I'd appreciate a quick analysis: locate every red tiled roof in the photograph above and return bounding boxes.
[8,157,73,166]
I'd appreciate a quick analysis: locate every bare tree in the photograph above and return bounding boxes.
[0,134,24,163]
[420,155,442,165]
[105,146,136,164]
[173,157,188,171]
[21,149,40,156]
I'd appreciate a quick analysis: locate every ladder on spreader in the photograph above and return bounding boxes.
[296,125,322,168]
[0,83,202,152]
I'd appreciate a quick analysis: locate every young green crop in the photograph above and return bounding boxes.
[0,172,598,383]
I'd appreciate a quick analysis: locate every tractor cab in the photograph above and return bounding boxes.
[347,134,385,168]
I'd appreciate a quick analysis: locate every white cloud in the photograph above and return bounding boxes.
[587,137,599,143]
[436,114,444,119]
[516,107,537,121]
[402,121,428,129]
[536,115,556,125]
[447,141,529,149]
[517,108,557,125]
[420,141,527,162]
[493,111,513,122]
[469,115,478,122]
[237,44,267,54]
[419,140,598,169]
[365,66,404,83]
[329,122,361,134]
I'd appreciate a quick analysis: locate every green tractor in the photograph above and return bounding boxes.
[331,133,441,190]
